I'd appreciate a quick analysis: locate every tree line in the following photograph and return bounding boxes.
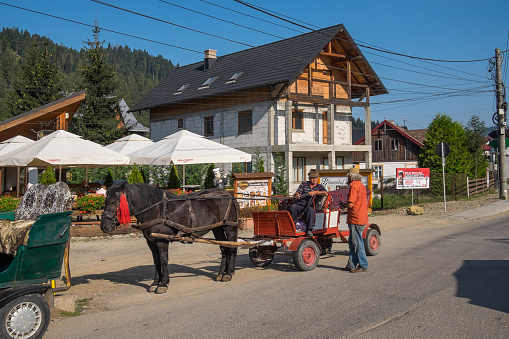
[0,26,175,125]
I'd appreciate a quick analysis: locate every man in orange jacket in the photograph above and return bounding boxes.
[342,167,369,273]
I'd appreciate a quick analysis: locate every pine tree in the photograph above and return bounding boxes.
[167,165,181,189]
[6,41,63,117]
[104,168,114,187]
[128,164,144,184]
[272,153,289,196]
[203,164,215,189]
[40,166,57,185]
[69,22,124,145]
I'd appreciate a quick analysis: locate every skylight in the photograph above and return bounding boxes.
[199,76,218,88]
[174,84,189,95]
[226,72,243,83]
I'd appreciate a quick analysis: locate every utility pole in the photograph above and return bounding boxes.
[495,48,508,199]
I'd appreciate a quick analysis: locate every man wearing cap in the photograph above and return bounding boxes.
[289,169,328,237]
[343,167,369,273]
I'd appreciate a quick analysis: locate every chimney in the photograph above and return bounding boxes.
[204,49,217,70]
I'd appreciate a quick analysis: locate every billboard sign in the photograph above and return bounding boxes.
[396,168,430,189]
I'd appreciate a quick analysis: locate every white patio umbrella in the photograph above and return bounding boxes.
[104,134,154,155]
[0,130,130,168]
[128,130,251,185]
[0,135,35,156]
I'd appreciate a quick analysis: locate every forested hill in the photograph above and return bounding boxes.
[0,27,175,123]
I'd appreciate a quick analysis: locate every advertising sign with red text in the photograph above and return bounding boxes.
[396,168,430,189]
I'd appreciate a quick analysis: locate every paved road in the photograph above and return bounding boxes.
[46,212,509,339]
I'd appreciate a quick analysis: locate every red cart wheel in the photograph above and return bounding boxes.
[364,228,381,256]
[293,239,319,271]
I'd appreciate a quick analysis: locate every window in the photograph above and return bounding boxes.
[238,110,252,134]
[373,165,383,179]
[178,119,184,129]
[174,84,189,94]
[204,116,214,136]
[374,139,382,151]
[293,109,303,130]
[391,138,399,151]
[293,157,306,182]
[322,157,329,170]
[199,76,218,88]
[336,156,344,169]
[227,72,243,83]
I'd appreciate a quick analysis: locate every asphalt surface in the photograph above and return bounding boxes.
[45,198,509,339]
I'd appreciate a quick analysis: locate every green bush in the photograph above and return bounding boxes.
[0,196,18,212]
[104,168,114,187]
[203,164,215,189]
[76,195,105,214]
[167,165,181,189]
[40,166,57,185]
[128,164,144,184]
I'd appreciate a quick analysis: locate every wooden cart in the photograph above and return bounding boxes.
[249,191,381,271]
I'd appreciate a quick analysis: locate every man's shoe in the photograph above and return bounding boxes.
[350,267,368,273]
[341,266,353,271]
[306,230,314,237]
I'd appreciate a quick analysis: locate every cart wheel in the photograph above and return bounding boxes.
[293,239,319,271]
[364,228,381,256]
[318,238,333,255]
[249,246,275,267]
[0,293,50,339]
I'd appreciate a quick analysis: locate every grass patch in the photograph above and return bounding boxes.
[60,298,91,317]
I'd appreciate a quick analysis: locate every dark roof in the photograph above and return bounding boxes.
[354,120,425,147]
[352,129,365,144]
[131,24,387,112]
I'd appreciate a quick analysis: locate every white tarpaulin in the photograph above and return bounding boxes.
[104,134,154,155]
[0,130,130,167]
[128,130,251,165]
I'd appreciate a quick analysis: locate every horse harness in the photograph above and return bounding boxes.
[132,191,238,240]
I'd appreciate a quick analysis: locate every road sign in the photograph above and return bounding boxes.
[436,142,450,158]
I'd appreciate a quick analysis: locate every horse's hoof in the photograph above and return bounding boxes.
[155,286,168,294]
[148,286,158,293]
[215,275,223,281]
[221,275,232,282]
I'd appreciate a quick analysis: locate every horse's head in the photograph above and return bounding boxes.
[100,182,126,233]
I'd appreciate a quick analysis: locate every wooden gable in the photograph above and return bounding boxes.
[0,91,85,142]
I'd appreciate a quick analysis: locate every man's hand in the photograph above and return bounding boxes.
[294,192,301,199]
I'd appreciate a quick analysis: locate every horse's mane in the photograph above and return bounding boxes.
[125,184,164,206]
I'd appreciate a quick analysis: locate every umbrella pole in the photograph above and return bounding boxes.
[86,167,88,184]
[16,167,20,198]
[59,165,62,182]
[183,165,186,186]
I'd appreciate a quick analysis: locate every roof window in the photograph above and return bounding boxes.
[199,76,218,89]
[226,72,243,83]
[174,84,189,95]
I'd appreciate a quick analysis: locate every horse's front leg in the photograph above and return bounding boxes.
[155,240,170,294]
[224,247,238,281]
[146,239,162,293]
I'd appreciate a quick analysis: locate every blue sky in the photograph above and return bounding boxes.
[1,0,508,130]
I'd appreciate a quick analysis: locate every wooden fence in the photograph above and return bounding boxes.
[467,176,494,197]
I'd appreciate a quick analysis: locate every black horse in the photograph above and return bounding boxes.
[100,183,240,294]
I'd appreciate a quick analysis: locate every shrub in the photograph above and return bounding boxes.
[40,166,56,185]
[76,195,105,214]
[167,165,181,189]
[128,164,144,184]
[104,168,114,187]
[203,164,215,189]
[0,196,18,212]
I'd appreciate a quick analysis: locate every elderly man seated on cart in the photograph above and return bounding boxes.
[289,169,328,236]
